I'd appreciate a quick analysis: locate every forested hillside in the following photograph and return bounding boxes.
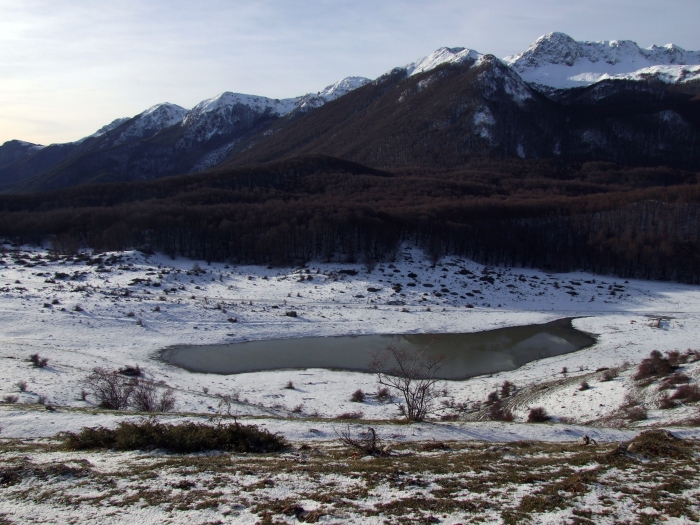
[1,156,698,282]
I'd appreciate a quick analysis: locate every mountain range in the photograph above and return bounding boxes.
[2,32,699,193]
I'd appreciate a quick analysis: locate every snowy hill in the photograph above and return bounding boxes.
[504,32,700,89]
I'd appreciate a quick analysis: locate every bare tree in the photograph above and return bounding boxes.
[131,380,176,412]
[83,367,134,410]
[370,344,446,422]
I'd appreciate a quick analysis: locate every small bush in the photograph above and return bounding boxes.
[336,411,363,420]
[291,404,303,413]
[660,373,691,390]
[601,369,618,382]
[671,384,700,403]
[486,391,499,405]
[488,400,514,422]
[624,429,690,459]
[118,365,142,377]
[626,406,647,421]
[527,407,550,423]
[376,387,391,402]
[16,380,28,392]
[634,351,676,381]
[29,353,49,368]
[285,310,297,318]
[579,381,590,391]
[131,381,176,412]
[3,395,18,404]
[284,380,294,390]
[500,381,515,398]
[350,389,366,403]
[658,395,677,410]
[60,420,287,453]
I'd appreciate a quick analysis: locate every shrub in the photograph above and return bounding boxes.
[284,380,294,390]
[634,351,676,381]
[350,389,366,403]
[336,411,363,420]
[579,381,590,391]
[60,420,287,453]
[376,387,391,402]
[131,381,176,412]
[336,426,387,456]
[624,429,690,459]
[658,394,677,410]
[3,395,18,404]
[16,380,28,392]
[671,384,700,403]
[29,353,49,368]
[660,373,691,390]
[626,406,648,421]
[488,400,514,422]
[118,365,142,377]
[83,367,134,410]
[486,391,500,405]
[601,369,618,382]
[500,381,515,398]
[527,407,550,423]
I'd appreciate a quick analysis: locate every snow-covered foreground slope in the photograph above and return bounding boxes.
[1,244,700,524]
[0,243,699,440]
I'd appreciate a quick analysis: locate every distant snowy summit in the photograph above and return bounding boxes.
[503,32,700,89]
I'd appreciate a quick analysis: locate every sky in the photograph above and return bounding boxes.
[1,0,699,146]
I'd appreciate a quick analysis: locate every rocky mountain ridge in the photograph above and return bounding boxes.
[1,32,698,192]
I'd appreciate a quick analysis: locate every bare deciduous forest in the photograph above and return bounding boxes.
[1,155,698,282]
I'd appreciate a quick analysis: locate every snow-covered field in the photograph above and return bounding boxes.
[1,243,699,523]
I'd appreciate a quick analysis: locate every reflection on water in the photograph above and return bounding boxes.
[160,318,595,380]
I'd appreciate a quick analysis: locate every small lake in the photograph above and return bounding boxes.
[160,318,595,380]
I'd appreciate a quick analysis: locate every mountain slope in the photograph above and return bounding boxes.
[3,77,370,192]
[222,54,700,170]
[2,33,700,193]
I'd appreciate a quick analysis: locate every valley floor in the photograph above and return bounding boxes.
[1,244,699,523]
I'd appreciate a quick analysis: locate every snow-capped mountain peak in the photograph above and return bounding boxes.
[317,76,371,101]
[404,47,483,76]
[110,102,188,146]
[503,32,700,89]
[184,92,299,124]
[79,117,131,142]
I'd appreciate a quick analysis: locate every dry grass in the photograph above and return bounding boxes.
[1,430,698,524]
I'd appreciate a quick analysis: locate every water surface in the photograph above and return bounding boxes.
[160,318,595,380]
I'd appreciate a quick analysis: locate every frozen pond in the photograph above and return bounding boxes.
[160,318,595,380]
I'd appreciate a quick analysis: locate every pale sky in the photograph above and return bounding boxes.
[2,0,699,145]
